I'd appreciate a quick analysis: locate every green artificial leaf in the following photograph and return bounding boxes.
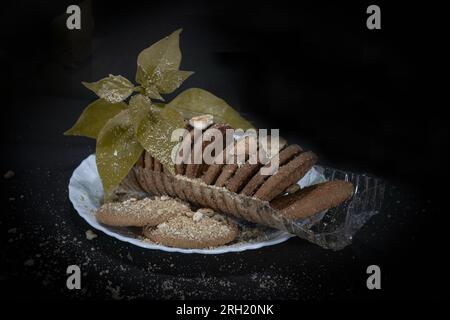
[128,94,153,128]
[144,85,165,101]
[96,109,143,199]
[136,29,193,97]
[135,65,149,88]
[129,94,185,173]
[155,70,194,94]
[82,75,134,103]
[136,29,182,79]
[166,88,254,130]
[64,99,128,138]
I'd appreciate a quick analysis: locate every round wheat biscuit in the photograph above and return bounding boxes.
[175,126,193,175]
[254,151,318,201]
[225,161,262,193]
[185,123,228,178]
[201,143,231,185]
[271,180,354,219]
[202,162,225,185]
[96,196,191,227]
[214,163,238,187]
[136,152,145,168]
[143,214,238,249]
[240,144,303,196]
[153,159,162,172]
[224,137,288,193]
[143,151,153,170]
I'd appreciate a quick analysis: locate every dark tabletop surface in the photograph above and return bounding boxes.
[2,164,439,300]
[1,0,448,300]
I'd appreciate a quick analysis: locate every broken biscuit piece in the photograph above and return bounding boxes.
[189,114,214,130]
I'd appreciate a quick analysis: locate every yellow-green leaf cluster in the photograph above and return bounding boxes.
[65,29,253,199]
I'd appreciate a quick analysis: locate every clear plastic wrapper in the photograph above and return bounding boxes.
[288,166,385,250]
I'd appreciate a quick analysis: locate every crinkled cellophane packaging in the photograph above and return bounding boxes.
[290,166,385,250]
[116,165,385,251]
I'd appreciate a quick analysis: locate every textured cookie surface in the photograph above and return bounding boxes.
[143,213,238,249]
[254,151,318,201]
[240,144,302,196]
[96,196,191,227]
[271,180,354,219]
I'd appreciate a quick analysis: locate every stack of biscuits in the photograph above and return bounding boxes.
[97,197,238,248]
[96,115,354,249]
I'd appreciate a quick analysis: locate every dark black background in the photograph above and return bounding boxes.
[1,0,448,300]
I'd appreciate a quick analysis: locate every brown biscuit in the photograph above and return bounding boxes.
[152,164,168,196]
[118,166,141,192]
[240,144,303,196]
[96,196,191,227]
[142,213,238,249]
[175,163,186,175]
[270,180,354,219]
[174,125,193,175]
[225,138,288,192]
[199,124,231,175]
[225,135,288,193]
[185,124,229,178]
[153,159,162,172]
[214,164,238,187]
[136,152,145,168]
[202,162,225,185]
[143,168,160,195]
[254,151,318,201]
[225,161,262,193]
[184,131,204,178]
[144,151,153,170]
[201,133,234,185]
[162,166,172,175]
[175,141,188,175]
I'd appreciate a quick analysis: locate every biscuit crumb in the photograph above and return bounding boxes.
[85,229,98,240]
[193,211,203,222]
[197,208,215,217]
[189,114,214,130]
[144,213,237,248]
